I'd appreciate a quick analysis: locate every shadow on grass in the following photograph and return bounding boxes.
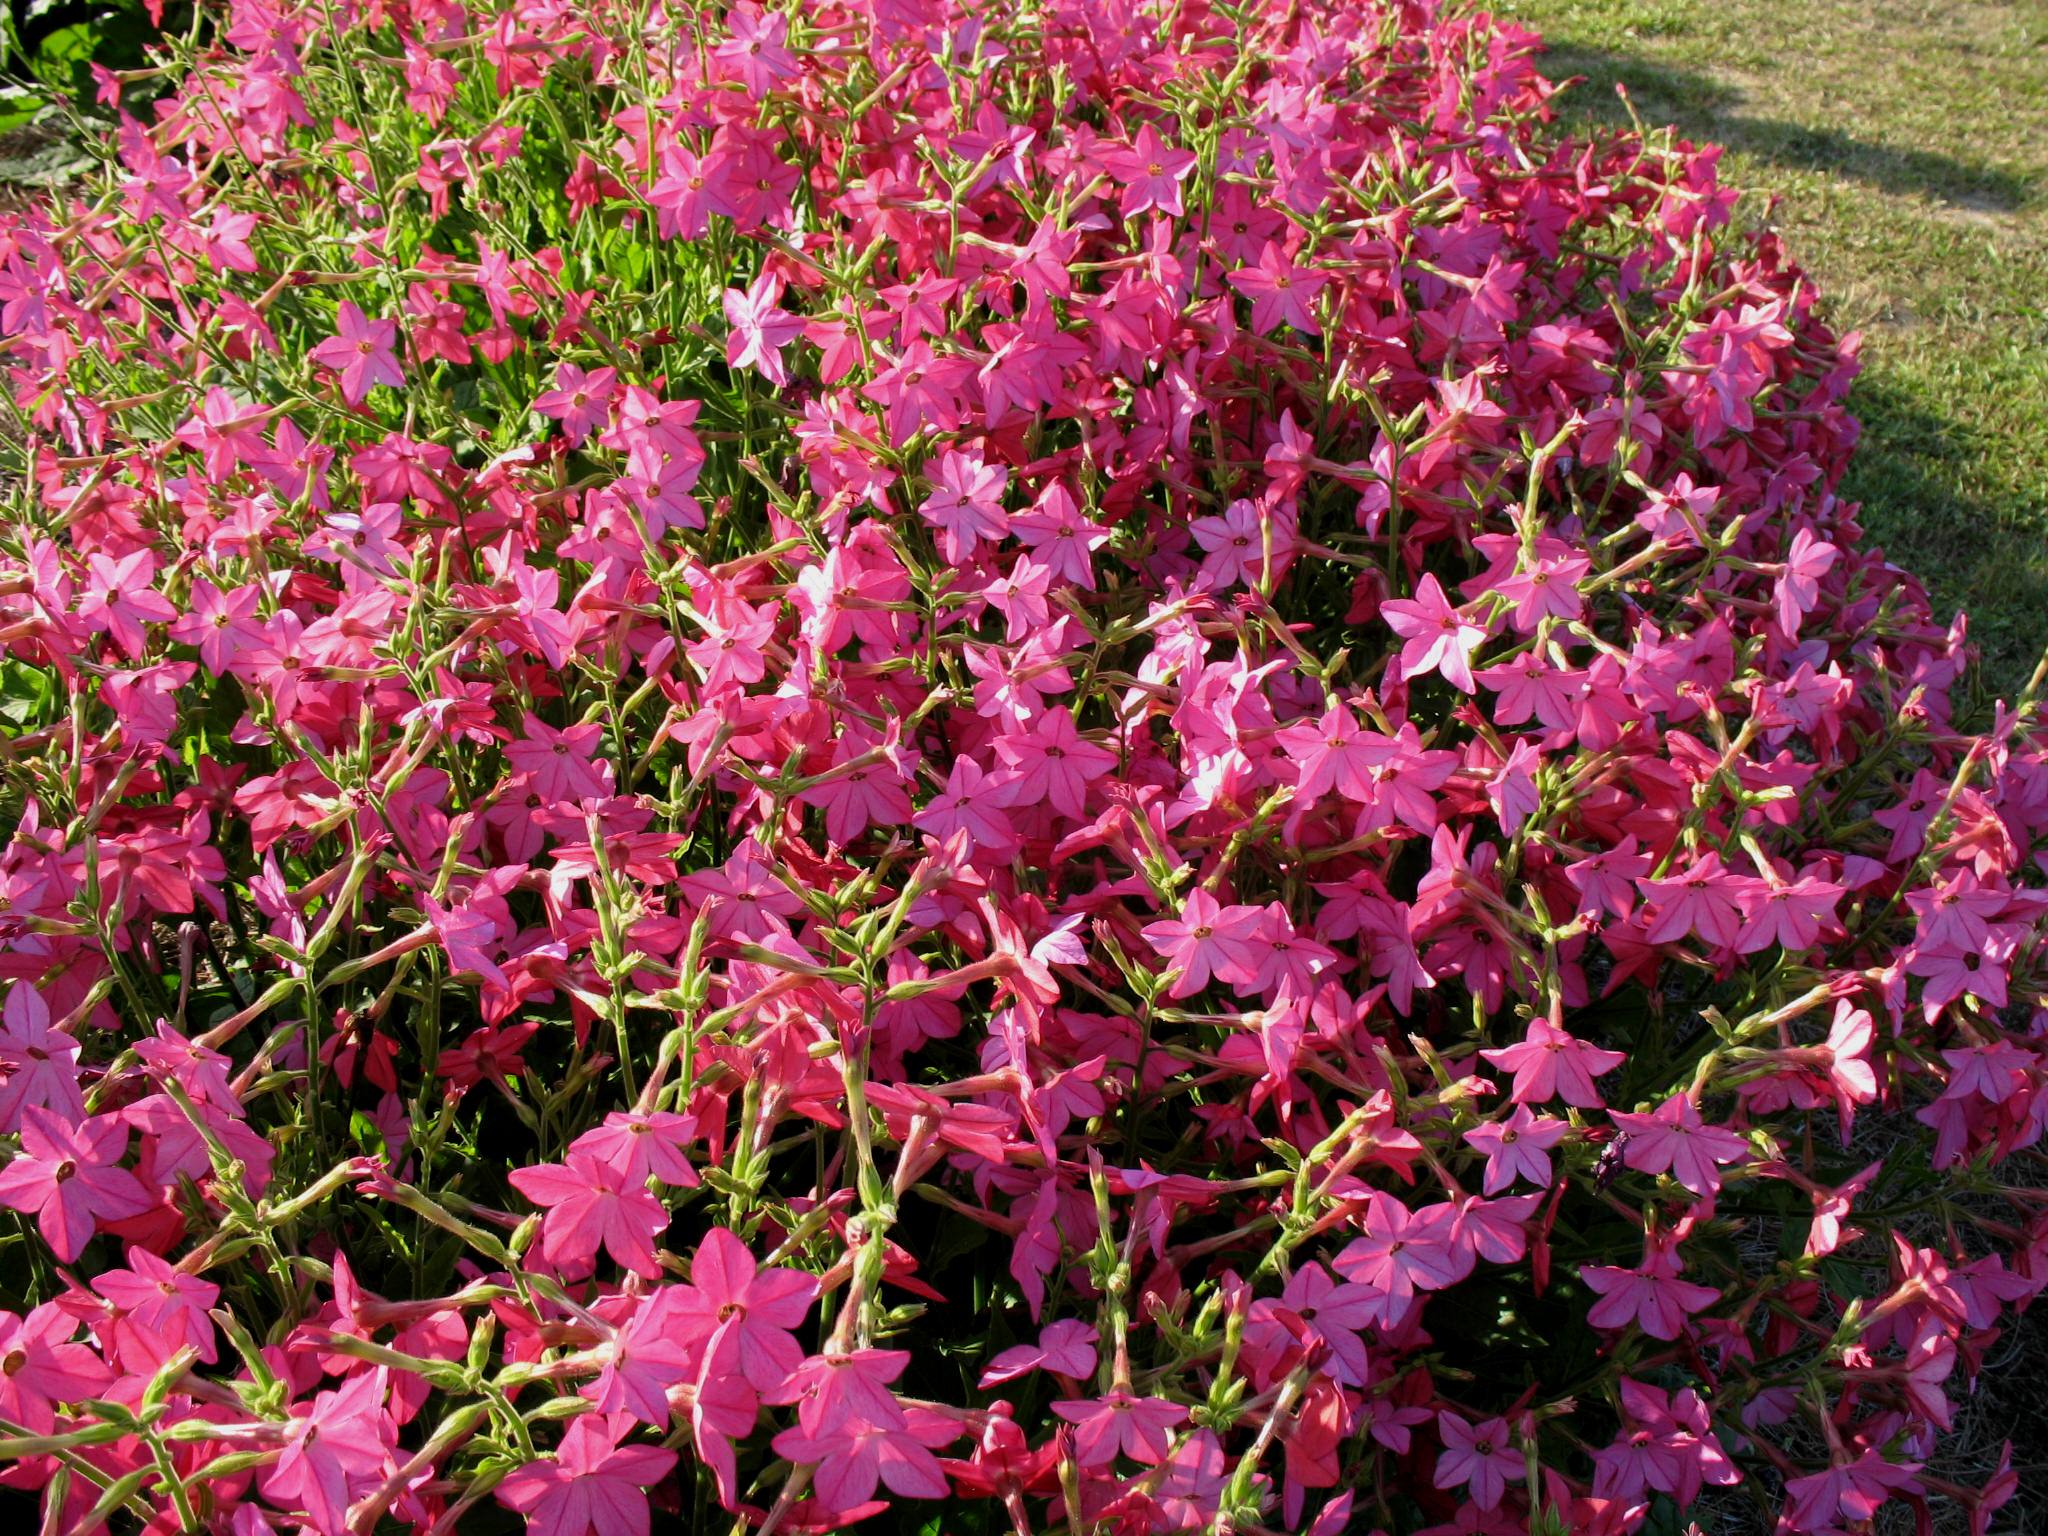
[1542,48,2036,212]
[1840,377,2048,695]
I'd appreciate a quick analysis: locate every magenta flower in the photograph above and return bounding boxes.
[496,1413,679,1536]
[1050,1389,1187,1467]
[258,1367,397,1534]
[1227,240,1328,334]
[713,3,798,96]
[1733,867,1843,954]
[1245,1261,1376,1387]
[1610,1094,1752,1198]
[91,1244,220,1370]
[1637,851,1750,950]
[1382,573,1488,692]
[773,1413,955,1513]
[0,981,82,1129]
[534,363,619,447]
[798,737,917,846]
[570,1111,700,1189]
[508,1149,671,1278]
[77,549,177,659]
[723,270,806,387]
[1278,703,1383,805]
[980,555,1054,641]
[1141,889,1264,998]
[0,1304,112,1432]
[1434,1411,1523,1509]
[1462,1105,1569,1195]
[168,576,264,676]
[0,4,2038,1531]
[1582,1231,1722,1340]
[1785,1447,1923,1532]
[1105,125,1197,219]
[918,448,1009,563]
[980,1318,1098,1387]
[914,755,1022,856]
[1480,1016,1626,1109]
[0,1105,154,1262]
[991,707,1117,820]
[1011,481,1107,588]
[767,1347,911,1440]
[668,1226,818,1392]
[1774,527,1839,634]
[308,300,404,404]
[1332,1193,1470,1323]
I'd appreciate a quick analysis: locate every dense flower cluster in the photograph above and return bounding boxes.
[0,0,2042,1532]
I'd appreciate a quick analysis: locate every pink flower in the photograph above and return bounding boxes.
[772,1411,956,1512]
[714,3,798,96]
[534,363,618,447]
[1582,1232,1721,1340]
[918,448,1009,563]
[1610,1095,1751,1199]
[1784,1448,1922,1533]
[0,4,2038,1527]
[723,270,807,386]
[1774,527,1839,634]
[1462,1105,1569,1194]
[1192,497,1294,590]
[667,1226,818,1392]
[1817,1001,1880,1137]
[168,576,264,675]
[1733,868,1842,954]
[173,386,267,477]
[1010,481,1107,588]
[1244,1261,1376,1387]
[1142,889,1264,998]
[767,1347,911,1437]
[0,981,82,1128]
[507,1149,671,1278]
[91,1245,219,1370]
[77,549,177,658]
[991,707,1118,819]
[1564,837,1652,920]
[0,1105,154,1262]
[1637,851,1750,950]
[570,1111,700,1188]
[1105,125,1197,218]
[1227,241,1328,334]
[798,736,916,845]
[259,1367,397,1534]
[1051,1389,1188,1466]
[496,1413,680,1536]
[981,555,1054,641]
[914,755,1022,857]
[1383,574,1488,692]
[308,301,404,404]
[0,1303,112,1432]
[1332,1192,1470,1322]
[980,1318,1098,1387]
[1481,1016,1626,1108]
[1486,737,1542,834]
[1435,1411,1523,1509]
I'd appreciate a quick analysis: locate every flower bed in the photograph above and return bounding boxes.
[0,0,2042,1532]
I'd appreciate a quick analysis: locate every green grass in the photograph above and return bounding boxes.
[1500,0,2048,694]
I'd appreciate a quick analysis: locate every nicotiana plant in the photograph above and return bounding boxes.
[0,0,2042,1533]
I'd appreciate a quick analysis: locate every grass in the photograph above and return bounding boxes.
[1499,0,2048,696]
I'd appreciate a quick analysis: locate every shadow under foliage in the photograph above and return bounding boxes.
[1541,46,2034,212]
[1840,378,2048,692]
